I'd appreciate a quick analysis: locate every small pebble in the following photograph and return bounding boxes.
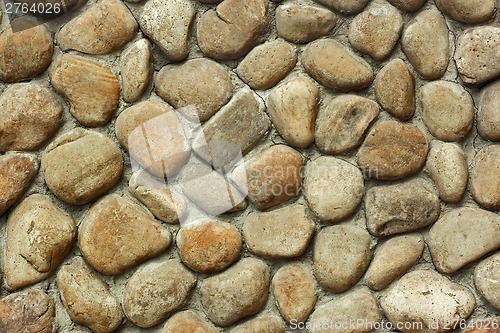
[434,0,495,24]
[313,0,370,15]
[230,315,285,333]
[479,80,500,141]
[471,145,500,210]
[120,39,153,103]
[162,310,220,333]
[475,252,500,311]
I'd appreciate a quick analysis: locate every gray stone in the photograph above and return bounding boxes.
[479,80,500,141]
[474,252,500,311]
[471,145,500,210]
[434,0,496,24]
[120,39,153,103]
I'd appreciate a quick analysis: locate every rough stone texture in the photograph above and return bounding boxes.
[309,288,381,333]
[41,128,123,205]
[0,17,53,83]
[313,0,370,14]
[0,289,55,333]
[455,27,500,86]
[123,259,197,328]
[276,4,336,44]
[272,263,317,323]
[242,145,303,210]
[358,120,429,180]
[427,208,500,274]
[427,142,468,203]
[57,0,138,55]
[156,58,233,121]
[348,1,403,60]
[479,80,500,141]
[420,81,474,141]
[381,270,476,333]
[313,225,372,293]
[401,9,449,80]
[302,39,373,92]
[364,233,424,291]
[0,154,38,216]
[162,310,219,333]
[230,315,285,333]
[139,0,196,61]
[267,76,319,148]
[197,0,269,60]
[200,258,270,327]
[386,0,426,11]
[176,219,242,273]
[304,156,364,223]
[50,54,120,127]
[4,194,76,291]
[236,39,296,90]
[365,179,440,237]
[120,39,153,103]
[315,95,379,154]
[434,0,496,24]
[475,252,500,311]
[243,203,314,258]
[57,257,123,333]
[78,194,172,275]
[374,58,416,120]
[0,83,62,152]
[471,145,500,210]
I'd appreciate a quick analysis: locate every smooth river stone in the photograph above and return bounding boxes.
[230,315,285,333]
[387,0,426,12]
[162,310,219,333]
[313,0,370,14]
[120,39,153,103]
[479,80,500,141]
[474,252,500,311]
[471,145,500,210]
[434,0,496,24]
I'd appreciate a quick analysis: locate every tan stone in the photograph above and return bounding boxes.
[0,153,38,216]
[78,194,171,275]
[50,54,119,127]
[156,58,233,121]
[0,83,62,152]
[386,0,426,11]
[272,263,317,323]
[57,0,137,54]
[302,39,373,92]
[41,128,123,205]
[57,257,123,333]
[197,0,269,60]
[230,315,286,333]
[374,58,415,120]
[0,17,53,83]
[479,80,500,141]
[462,319,500,333]
[471,145,500,210]
[313,0,370,14]
[427,208,500,274]
[358,120,429,180]
[475,252,500,311]
[434,0,495,24]
[236,39,296,90]
[162,310,220,333]
[276,4,336,44]
[120,39,153,103]
[177,218,242,273]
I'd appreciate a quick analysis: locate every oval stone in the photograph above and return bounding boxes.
[475,252,500,311]
[313,0,370,14]
[120,39,153,103]
[434,0,495,24]
[479,80,500,141]
[471,145,500,210]
[162,310,219,333]
[230,315,285,333]
[386,0,426,11]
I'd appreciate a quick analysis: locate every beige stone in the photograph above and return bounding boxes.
[162,310,220,333]
[479,80,500,141]
[236,39,296,90]
[313,225,372,293]
[374,58,416,120]
[272,263,317,323]
[200,257,270,327]
[120,39,153,103]
[462,319,500,333]
[302,39,373,92]
[50,54,119,127]
[427,208,500,273]
[313,0,370,14]
[475,252,500,311]
[78,194,171,275]
[471,145,500,210]
[177,218,242,273]
[401,9,449,80]
[230,315,285,333]
[267,76,319,148]
[386,0,426,11]
[434,0,495,24]
[57,257,123,333]
[315,95,379,154]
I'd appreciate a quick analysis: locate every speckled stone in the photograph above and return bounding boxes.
[374,58,416,120]
[348,1,403,60]
[471,145,500,210]
[427,207,500,274]
[57,257,123,333]
[236,39,296,90]
[381,270,476,333]
[0,17,53,83]
[401,9,449,80]
[57,0,138,55]
[386,0,426,11]
[0,83,62,152]
[78,194,172,275]
[200,257,270,327]
[162,310,219,333]
[276,4,336,44]
[302,39,373,92]
[479,80,500,141]
[434,0,496,24]
[475,252,500,311]
[313,224,372,293]
[272,263,317,323]
[120,39,153,103]
[304,156,364,223]
[315,95,379,154]
[313,0,370,15]
[230,315,285,333]
[197,0,269,60]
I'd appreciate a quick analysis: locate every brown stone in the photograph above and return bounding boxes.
[434,0,495,24]
[479,80,500,141]
[41,128,123,205]
[475,253,500,311]
[358,120,429,180]
[162,310,219,333]
[50,54,120,127]
[313,0,370,14]
[120,39,153,103]
[230,315,285,333]
[386,0,426,11]
[0,17,53,83]
[471,145,500,210]
[78,194,171,275]
[0,83,62,152]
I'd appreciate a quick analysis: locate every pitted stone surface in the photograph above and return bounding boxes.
[434,0,496,24]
